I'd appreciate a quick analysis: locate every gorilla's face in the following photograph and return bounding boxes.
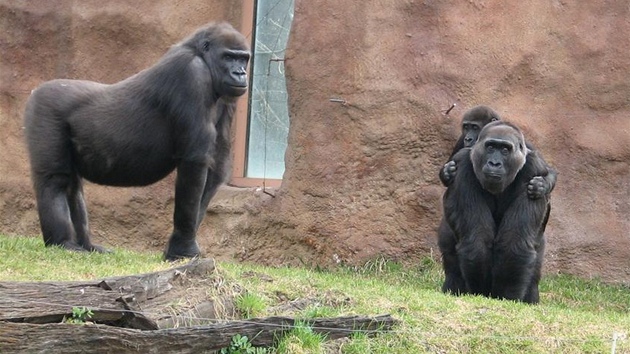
[471,122,527,194]
[460,105,501,147]
[195,24,250,98]
[212,48,250,97]
[461,121,483,147]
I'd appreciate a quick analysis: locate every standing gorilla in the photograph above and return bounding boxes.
[440,121,553,303]
[24,22,250,260]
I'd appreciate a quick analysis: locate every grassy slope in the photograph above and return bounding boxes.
[0,234,628,353]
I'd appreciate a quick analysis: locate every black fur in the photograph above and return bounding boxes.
[438,121,553,304]
[23,22,250,260]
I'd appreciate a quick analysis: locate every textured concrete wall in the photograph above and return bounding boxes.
[277,0,630,282]
[1,0,629,283]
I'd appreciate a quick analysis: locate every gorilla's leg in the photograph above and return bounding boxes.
[457,236,492,297]
[523,231,546,304]
[491,199,547,303]
[437,218,467,295]
[68,176,107,252]
[164,161,208,260]
[35,174,84,251]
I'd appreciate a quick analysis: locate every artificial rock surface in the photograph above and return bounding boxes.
[0,0,628,282]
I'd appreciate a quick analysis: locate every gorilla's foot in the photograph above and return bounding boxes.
[83,243,111,253]
[47,240,88,252]
[49,240,111,253]
[164,239,201,261]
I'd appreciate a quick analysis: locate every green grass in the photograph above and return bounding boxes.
[236,292,268,318]
[1,234,628,353]
[0,234,174,280]
[276,320,327,354]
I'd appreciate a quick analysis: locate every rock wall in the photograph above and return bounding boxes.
[276,0,630,281]
[0,0,629,283]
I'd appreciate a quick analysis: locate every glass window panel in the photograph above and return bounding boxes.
[246,0,294,179]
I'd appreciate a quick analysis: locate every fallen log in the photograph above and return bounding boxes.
[0,258,218,329]
[0,314,397,353]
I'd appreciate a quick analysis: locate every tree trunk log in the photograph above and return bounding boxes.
[0,258,398,352]
[0,258,216,329]
[0,314,397,353]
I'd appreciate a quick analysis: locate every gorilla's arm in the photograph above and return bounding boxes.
[195,99,235,231]
[491,190,548,302]
[491,157,550,303]
[438,136,465,186]
[442,149,494,296]
[524,143,557,200]
[527,171,557,199]
[165,160,208,258]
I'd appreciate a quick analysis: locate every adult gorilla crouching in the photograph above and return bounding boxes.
[437,106,557,297]
[439,121,554,304]
[24,22,250,260]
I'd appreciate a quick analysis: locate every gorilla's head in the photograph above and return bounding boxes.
[460,105,501,147]
[471,121,528,194]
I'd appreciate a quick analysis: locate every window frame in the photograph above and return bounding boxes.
[230,0,282,188]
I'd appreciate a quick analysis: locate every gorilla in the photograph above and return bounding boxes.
[439,121,553,303]
[23,22,250,260]
[439,105,556,199]
[437,106,557,299]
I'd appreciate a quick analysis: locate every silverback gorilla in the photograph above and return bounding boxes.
[24,22,250,260]
[440,121,554,304]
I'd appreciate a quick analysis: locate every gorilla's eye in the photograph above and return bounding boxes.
[501,147,510,155]
[202,41,210,52]
[472,125,479,130]
[487,146,495,153]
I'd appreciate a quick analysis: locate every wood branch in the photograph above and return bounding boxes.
[0,314,397,353]
[100,257,215,302]
[0,258,215,329]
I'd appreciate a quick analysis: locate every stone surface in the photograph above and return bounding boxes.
[0,0,628,283]
[278,0,630,282]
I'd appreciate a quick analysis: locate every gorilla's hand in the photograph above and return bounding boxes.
[442,160,457,186]
[527,176,548,200]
